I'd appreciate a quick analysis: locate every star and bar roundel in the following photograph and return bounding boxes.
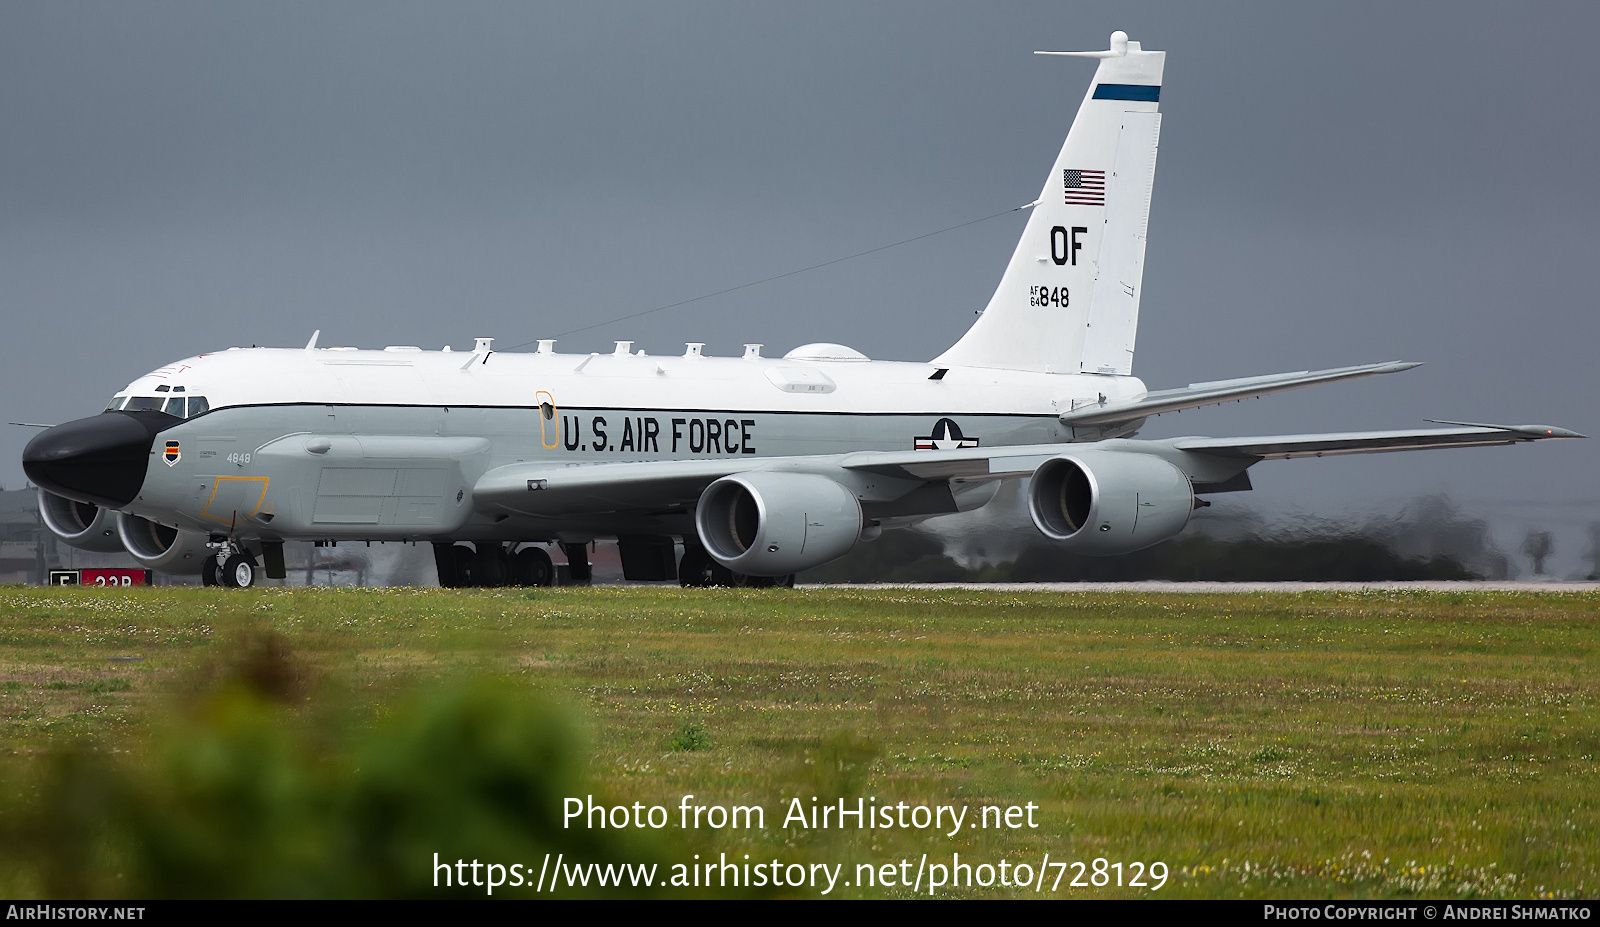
[915,418,980,451]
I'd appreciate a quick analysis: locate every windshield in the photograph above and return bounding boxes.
[110,395,211,418]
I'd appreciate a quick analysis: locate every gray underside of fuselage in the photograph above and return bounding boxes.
[123,404,1069,542]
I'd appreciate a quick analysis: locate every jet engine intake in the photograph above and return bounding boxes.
[38,489,126,552]
[116,513,211,575]
[1027,450,1193,555]
[695,471,862,576]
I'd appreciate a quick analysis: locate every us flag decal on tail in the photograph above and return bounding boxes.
[1063,168,1106,205]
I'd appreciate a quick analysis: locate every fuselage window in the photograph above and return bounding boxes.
[125,397,164,412]
[162,396,186,417]
[188,396,209,417]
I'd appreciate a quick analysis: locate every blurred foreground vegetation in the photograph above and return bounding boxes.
[0,628,668,897]
[0,585,1596,898]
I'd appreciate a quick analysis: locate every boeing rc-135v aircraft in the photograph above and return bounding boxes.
[23,31,1582,588]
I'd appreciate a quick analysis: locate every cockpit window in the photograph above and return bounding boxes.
[108,394,209,417]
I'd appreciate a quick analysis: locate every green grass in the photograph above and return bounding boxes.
[0,584,1596,899]
[668,717,712,752]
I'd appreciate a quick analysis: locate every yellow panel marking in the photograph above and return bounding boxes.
[201,476,270,524]
[536,389,560,449]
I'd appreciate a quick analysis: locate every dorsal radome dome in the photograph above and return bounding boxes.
[783,343,870,362]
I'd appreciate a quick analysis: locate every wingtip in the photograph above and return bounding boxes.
[1425,419,1584,439]
[1503,424,1585,439]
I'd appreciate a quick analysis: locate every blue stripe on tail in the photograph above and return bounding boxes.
[1093,84,1160,102]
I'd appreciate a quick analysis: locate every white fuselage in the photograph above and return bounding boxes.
[110,344,1147,541]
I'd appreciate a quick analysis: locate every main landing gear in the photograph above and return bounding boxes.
[677,539,794,589]
[428,539,793,589]
[433,541,568,589]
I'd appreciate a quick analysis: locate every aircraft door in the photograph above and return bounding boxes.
[536,390,559,449]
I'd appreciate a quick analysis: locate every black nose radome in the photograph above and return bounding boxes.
[22,411,179,509]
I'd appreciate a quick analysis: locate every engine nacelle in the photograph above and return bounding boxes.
[116,513,212,575]
[696,471,862,576]
[37,489,125,552]
[1027,450,1193,555]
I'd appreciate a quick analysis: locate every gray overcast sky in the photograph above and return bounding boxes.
[3,2,1597,565]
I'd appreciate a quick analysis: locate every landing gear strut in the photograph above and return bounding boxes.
[474,542,509,587]
[560,542,592,585]
[433,542,474,588]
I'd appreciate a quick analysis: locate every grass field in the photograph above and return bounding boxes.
[0,584,1596,899]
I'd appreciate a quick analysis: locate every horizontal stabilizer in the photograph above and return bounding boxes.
[1058,361,1421,426]
[1173,423,1584,461]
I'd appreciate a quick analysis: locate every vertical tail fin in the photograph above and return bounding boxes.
[934,31,1164,375]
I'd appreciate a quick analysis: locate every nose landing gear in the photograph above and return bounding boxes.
[202,539,259,588]
[223,553,257,588]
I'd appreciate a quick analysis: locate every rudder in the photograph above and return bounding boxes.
[1081,110,1161,375]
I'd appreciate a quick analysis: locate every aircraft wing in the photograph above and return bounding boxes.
[1170,422,1585,460]
[835,446,1063,480]
[831,420,1583,479]
[1057,361,1421,427]
[473,422,1581,519]
[474,458,745,517]
[472,449,1051,519]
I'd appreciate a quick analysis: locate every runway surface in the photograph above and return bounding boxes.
[809,581,1600,593]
